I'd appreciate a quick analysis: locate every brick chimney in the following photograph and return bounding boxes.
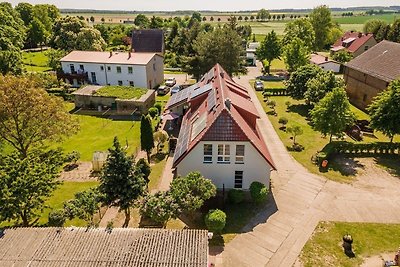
[325,56,328,61]
[128,51,131,59]
[358,32,362,38]
[225,98,231,111]
[109,51,112,58]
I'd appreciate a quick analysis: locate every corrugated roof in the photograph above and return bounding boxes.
[172,64,275,169]
[60,51,158,65]
[0,227,208,267]
[345,40,400,82]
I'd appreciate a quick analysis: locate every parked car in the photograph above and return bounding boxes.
[157,85,170,96]
[254,80,264,91]
[171,85,182,95]
[165,77,176,87]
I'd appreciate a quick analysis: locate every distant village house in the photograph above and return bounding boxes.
[331,31,377,58]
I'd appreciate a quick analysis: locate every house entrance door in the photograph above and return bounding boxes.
[91,72,97,84]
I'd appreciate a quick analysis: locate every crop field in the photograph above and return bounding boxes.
[333,13,399,24]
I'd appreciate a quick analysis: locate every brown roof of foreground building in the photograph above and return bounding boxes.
[332,31,375,53]
[345,40,400,82]
[132,29,164,53]
[0,227,208,267]
[60,51,159,65]
[169,64,275,169]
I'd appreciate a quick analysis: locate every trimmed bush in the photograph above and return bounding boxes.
[205,209,226,234]
[249,182,269,204]
[228,189,245,204]
[48,209,66,227]
[154,102,162,114]
[148,107,159,118]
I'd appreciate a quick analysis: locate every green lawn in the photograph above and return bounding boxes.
[22,50,51,72]
[94,86,147,99]
[255,86,399,183]
[251,79,285,89]
[301,221,400,267]
[59,113,141,161]
[333,14,398,24]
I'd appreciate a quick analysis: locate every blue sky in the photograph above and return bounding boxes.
[7,0,400,11]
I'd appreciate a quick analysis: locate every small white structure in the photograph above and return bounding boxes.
[92,151,108,172]
[59,51,164,89]
[246,42,260,66]
[167,64,275,190]
[310,53,341,73]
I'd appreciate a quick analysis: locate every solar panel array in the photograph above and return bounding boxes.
[167,86,192,108]
[207,88,216,112]
[190,113,207,141]
[191,83,213,99]
[173,120,191,164]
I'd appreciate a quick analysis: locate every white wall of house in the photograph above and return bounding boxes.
[61,55,163,88]
[175,141,271,190]
[310,61,341,73]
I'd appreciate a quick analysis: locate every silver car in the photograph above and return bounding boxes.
[165,77,176,87]
[254,80,264,91]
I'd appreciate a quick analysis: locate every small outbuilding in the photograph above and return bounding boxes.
[310,53,341,73]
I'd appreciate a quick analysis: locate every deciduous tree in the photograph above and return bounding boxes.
[305,71,344,105]
[286,64,322,99]
[99,137,146,227]
[367,80,400,142]
[310,87,356,142]
[0,149,64,226]
[283,37,310,73]
[310,5,333,50]
[64,188,102,226]
[140,191,180,227]
[282,18,315,49]
[257,9,270,21]
[256,30,281,74]
[388,19,400,43]
[332,50,353,63]
[134,14,149,28]
[0,75,78,158]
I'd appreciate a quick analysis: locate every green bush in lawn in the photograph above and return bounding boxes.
[148,107,159,118]
[205,209,226,233]
[48,209,66,227]
[154,103,162,114]
[228,189,245,204]
[250,181,269,204]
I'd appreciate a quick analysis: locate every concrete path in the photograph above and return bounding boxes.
[216,64,400,267]
[152,152,174,192]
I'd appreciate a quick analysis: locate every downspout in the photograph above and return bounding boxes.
[104,64,108,85]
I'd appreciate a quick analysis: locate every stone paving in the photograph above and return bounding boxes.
[215,65,400,267]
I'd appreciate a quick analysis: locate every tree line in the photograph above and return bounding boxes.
[363,18,400,43]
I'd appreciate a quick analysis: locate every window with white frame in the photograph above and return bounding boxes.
[217,144,230,163]
[116,66,122,73]
[234,171,243,189]
[235,145,245,163]
[203,144,213,163]
[128,66,133,74]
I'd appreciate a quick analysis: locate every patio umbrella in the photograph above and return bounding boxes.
[162,112,179,121]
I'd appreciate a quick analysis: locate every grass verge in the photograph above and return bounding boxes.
[301,221,400,267]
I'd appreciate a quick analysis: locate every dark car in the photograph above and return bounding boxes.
[171,85,182,95]
[254,80,264,91]
[157,85,170,95]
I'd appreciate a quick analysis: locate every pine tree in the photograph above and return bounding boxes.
[99,137,146,227]
[140,115,154,162]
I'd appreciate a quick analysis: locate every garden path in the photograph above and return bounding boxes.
[215,64,400,267]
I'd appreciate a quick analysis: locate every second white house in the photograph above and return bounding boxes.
[59,51,164,89]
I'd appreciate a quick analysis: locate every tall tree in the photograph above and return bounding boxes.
[0,75,78,158]
[27,17,50,48]
[282,38,310,73]
[0,149,64,226]
[140,115,154,162]
[310,5,333,50]
[286,64,322,99]
[367,80,400,142]
[134,14,149,28]
[51,16,86,50]
[187,26,245,80]
[75,27,107,51]
[256,30,281,74]
[15,2,34,26]
[305,71,344,105]
[257,9,270,22]
[282,18,315,49]
[310,87,356,142]
[387,19,400,43]
[99,137,146,227]
[363,19,388,36]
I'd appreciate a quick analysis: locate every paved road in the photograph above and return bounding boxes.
[216,64,400,267]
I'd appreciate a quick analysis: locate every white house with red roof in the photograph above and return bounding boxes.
[59,50,163,89]
[330,31,377,58]
[166,64,275,190]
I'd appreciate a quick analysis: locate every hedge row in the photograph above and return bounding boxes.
[314,141,400,165]
[262,88,287,96]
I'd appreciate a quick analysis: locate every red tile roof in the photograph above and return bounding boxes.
[172,64,275,169]
[331,31,375,54]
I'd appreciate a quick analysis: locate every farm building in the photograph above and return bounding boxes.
[166,64,275,190]
[71,85,155,114]
[331,31,377,58]
[0,227,209,267]
[310,53,341,73]
[344,40,400,110]
[59,50,164,89]
[246,42,260,66]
